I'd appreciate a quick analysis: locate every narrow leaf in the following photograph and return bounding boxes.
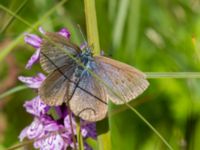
[0,85,27,100]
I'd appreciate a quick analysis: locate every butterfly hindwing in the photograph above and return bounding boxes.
[69,71,108,122]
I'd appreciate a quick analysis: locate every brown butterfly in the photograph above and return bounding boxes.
[39,32,149,122]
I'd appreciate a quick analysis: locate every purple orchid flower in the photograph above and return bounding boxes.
[19,28,96,150]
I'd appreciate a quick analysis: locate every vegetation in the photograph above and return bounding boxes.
[0,0,200,149]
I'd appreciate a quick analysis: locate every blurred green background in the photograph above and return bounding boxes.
[1,0,200,150]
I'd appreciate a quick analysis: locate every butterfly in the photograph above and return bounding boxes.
[39,32,149,122]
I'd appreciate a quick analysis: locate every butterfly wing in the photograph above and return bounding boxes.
[39,64,76,106]
[95,56,149,104]
[40,32,81,73]
[69,71,108,122]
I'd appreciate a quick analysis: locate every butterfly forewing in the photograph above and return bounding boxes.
[69,72,108,122]
[40,32,81,73]
[39,64,76,106]
[95,56,149,104]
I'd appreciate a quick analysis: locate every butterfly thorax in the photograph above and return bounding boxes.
[75,48,96,78]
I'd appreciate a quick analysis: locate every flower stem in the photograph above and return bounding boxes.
[84,0,100,55]
[76,118,84,150]
[68,109,77,150]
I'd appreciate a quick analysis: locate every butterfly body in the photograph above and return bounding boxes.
[39,32,149,122]
[75,47,95,78]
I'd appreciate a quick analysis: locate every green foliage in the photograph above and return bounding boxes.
[0,0,200,149]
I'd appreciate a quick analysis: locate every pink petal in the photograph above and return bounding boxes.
[39,26,46,34]
[44,123,60,132]
[64,116,76,134]
[18,73,45,89]
[25,48,41,69]
[23,96,47,116]
[80,42,87,50]
[58,28,71,39]
[26,118,44,139]
[34,133,64,150]
[24,33,42,48]
[19,126,29,141]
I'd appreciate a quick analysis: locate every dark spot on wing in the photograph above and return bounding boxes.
[77,107,96,117]
[115,80,119,85]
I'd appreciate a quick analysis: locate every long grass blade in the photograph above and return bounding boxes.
[0,85,27,100]
[7,140,34,150]
[112,0,129,49]
[0,4,33,29]
[108,0,117,22]
[0,0,67,62]
[125,0,140,53]
[146,72,200,78]
[125,103,173,150]
[0,0,28,34]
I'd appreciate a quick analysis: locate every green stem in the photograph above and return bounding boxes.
[79,3,101,148]
[84,1,111,150]
[76,118,84,150]
[146,72,200,79]
[0,85,27,100]
[84,0,100,55]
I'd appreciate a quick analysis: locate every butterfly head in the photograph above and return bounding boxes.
[80,43,94,59]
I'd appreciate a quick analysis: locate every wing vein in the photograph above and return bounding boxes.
[41,51,107,105]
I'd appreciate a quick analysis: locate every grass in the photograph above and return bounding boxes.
[0,0,200,150]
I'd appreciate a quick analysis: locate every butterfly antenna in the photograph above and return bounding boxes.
[77,24,87,45]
